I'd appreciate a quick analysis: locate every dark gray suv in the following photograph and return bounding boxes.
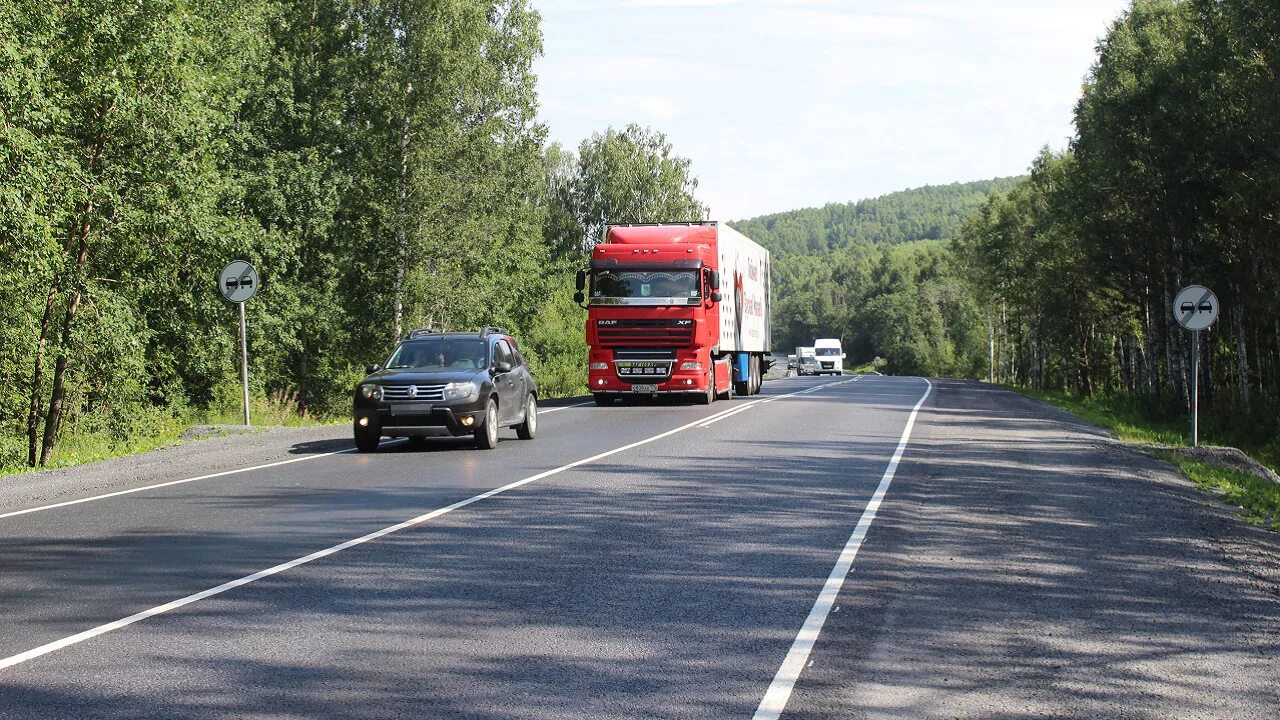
[353,327,537,451]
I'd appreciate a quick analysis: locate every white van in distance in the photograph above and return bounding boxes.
[813,338,844,375]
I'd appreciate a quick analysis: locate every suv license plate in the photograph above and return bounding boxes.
[630,384,658,394]
[390,403,432,415]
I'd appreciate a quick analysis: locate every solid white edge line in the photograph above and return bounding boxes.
[697,400,762,427]
[752,377,933,720]
[0,447,358,521]
[0,379,848,671]
[3,398,596,521]
[540,401,594,414]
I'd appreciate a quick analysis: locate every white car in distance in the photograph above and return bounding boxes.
[813,338,845,375]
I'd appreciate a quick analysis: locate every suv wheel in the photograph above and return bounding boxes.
[474,398,499,449]
[354,425,380,453]
[516,394,537,440]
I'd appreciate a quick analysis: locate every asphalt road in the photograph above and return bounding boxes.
[0,375,1275,719]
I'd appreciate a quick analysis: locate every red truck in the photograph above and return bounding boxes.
[574,222,772,405]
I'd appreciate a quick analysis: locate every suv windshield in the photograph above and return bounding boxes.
[816,348,841,356]
[386,338,488,370]
[591,270,701,305]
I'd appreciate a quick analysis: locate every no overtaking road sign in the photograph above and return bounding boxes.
[219,261,259,304]
[1173,284,1218,331]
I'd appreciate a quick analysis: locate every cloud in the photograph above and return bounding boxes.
[536,0,1131,218]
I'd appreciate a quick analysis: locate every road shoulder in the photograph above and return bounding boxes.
[787,378,1280,720]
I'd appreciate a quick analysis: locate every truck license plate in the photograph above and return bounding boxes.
[630,384,658,394]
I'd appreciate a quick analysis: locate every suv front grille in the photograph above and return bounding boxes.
[381,384,446,402]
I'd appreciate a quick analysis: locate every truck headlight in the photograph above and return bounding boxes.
[359,384,383,401]
[680,361,703,371]
[443,381,479,401]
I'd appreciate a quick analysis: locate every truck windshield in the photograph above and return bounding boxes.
[816,348,841,356]
[386,339,489,370]
[590,270,701,306]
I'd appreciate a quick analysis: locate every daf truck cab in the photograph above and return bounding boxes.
[813,338,845,375]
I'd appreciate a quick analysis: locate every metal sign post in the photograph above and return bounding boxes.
[219,261,260,427]
[1172,284,1219,447]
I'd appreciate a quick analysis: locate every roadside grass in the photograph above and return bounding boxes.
[1157,453,1280,531]
[1015,387,1185,445]
[1014,386,1280,532]
[848,361,876,374]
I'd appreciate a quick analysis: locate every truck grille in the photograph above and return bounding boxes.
[596,319,694,347]
[381,384,446,401]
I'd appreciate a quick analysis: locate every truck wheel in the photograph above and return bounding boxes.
[516,394,537,440]
[697,372,714,405]
[354,425,380,453]
[474,398,499,449]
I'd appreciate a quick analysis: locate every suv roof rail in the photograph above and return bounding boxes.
[479,326,507,337]
[408,328,440,338]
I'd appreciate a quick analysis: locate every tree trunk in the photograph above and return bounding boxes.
[39,213,93,466]
[392,104,410,340]
[26,279,60,466]
[1235,309,1249,408]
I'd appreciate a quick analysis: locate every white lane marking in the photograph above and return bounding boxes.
[0,380,850,671]
[540,401,593,414]
[0,447,360,521]
[753,377,933,720]
[697,400,763,427]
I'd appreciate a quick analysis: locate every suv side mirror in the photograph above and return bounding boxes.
[365,363,381,374]
[494,360,513,373]
[575,269,586,292]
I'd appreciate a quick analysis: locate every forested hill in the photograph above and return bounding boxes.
[730,178,1023,255]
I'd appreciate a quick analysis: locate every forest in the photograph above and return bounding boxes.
[3,0,1277,472]
[956,0,1280,458]
[0,0,703,470]
[732,178,1020,374]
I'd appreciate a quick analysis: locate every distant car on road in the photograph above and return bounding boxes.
[352,327,537,451]
[814,338,845,375]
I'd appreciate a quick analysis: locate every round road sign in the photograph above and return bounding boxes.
[1173,285,1218,331]
[219,261,260,303]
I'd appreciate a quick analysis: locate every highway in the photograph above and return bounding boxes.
[0,375,1276,719]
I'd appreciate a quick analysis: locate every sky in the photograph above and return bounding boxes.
[533,0,1133,221]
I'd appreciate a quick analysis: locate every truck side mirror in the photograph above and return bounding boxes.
[711,291,722,303]
[573,291,585,305]
[707,270,720,290]
[575,270,586,292]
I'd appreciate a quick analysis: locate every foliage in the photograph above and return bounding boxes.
[0,0,712,472]
[547,124,706,258]
[735,181,1020,376]
[958,0,1280,454]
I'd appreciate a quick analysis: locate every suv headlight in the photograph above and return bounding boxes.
[359,384,383,401]
[443,381,479,401]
